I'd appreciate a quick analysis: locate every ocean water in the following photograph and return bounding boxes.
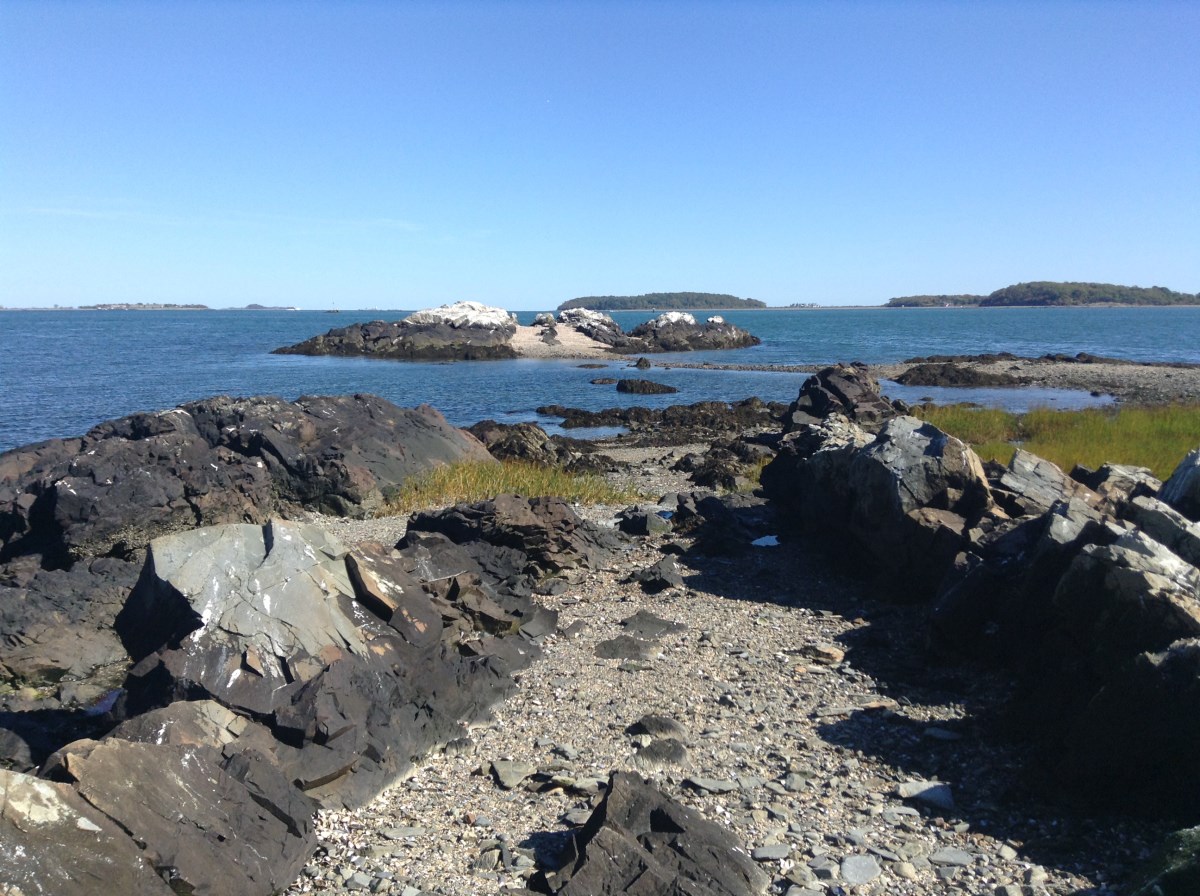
[2,306,1197,453]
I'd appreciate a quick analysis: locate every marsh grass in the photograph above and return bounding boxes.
[915,403,1200,480]
[382,460,643,515]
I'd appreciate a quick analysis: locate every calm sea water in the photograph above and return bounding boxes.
[2,306,1197,453]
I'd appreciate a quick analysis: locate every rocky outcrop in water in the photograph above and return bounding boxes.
[274,301,520,360]
[555,309,760,354]
[615,378,678,395]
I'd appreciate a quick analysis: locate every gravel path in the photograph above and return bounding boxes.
[289,452,1164,896]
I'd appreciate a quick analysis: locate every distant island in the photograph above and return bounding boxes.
[79,302,211,311]
[886,281,1200,308]
[557,292,767,311]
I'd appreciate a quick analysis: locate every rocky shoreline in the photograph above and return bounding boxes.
[650,354,1200,406]
[2,367,1199,895]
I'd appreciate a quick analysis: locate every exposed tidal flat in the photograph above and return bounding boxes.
[2,306,1200,453]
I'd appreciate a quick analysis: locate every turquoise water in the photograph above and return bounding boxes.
[2,306,1197,453]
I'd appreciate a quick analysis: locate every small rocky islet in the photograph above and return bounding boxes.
[271,301,762,361]
[2,340,1199,894]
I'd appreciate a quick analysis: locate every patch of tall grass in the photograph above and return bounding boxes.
[914,403,1200,480]
[381,460,643,516]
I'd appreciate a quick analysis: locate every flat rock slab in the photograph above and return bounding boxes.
[491,760,538,790]
[897,780,956,812]
[619,610,687,640]
[841,854,883,884]
[595,635,657,660]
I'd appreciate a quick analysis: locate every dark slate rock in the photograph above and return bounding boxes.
[540,771,768,895]
[782,363,896,433]
[0,394,491,565]
[1059,638,1200,813]
[1131,826,1200,896]
[894,362,1019,388]
[616,506,673,537]
[0,557,140,687]
[0,768,174,896]
[630,556,684,593]
[407,495,621,576]
[625,313,760,353]
[616,378,678,395]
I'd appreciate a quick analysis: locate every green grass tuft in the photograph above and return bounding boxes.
[382,460,643,516]
[914,403,1200,480]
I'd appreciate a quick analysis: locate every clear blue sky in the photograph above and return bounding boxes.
[2,1,1197,310]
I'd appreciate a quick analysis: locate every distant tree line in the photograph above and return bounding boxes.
[886,282,1199,308]
[558,292,767,311]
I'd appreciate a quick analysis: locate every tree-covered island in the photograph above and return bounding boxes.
[886,281,1199,307]
[557,292,767,311]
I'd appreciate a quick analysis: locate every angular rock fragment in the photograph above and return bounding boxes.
[541,772,768,895]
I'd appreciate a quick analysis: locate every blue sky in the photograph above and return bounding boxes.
[2,1,1197,310]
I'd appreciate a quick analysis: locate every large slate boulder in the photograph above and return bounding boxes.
[0,394,491,566]
[539,771,768,896]
[118,519,364,716]
[45,738,315,896]
[0,768,174,896]
[273,301,519,360]
[763,413,991,598]
[992,449,1099,518]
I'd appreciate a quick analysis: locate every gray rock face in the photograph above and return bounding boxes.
[0,769,174,896]
[118,519,362,716]
[557,308,626,346]
[1053,531,1200,672]
[1161,447,1200,521]
[273,301,519,361]
[542,771,768,895]
[1127,495,1200,567]
[994,449,1099,517]
[763,412,990,598]
[0,557,139,688]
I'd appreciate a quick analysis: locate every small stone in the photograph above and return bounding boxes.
[626,714,688,739]
[995,886,1025,896]
[997,844,1019,861]
[752,844,792,861]
[929,847,974,866]
[345,871,373,890]
[684,776,739,794]
[380,826,426,840]
[490,760,537,790]
[894,862,918,881]
[840,854,882,884]
[896,780,955,812]
[935,865,959,883]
